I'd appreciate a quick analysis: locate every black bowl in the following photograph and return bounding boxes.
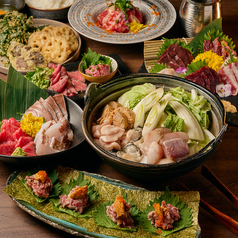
[0,96,85,164]
[81,73,227,180]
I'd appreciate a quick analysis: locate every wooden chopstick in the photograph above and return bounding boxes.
[201,164,238,208]
[179,182,238,236]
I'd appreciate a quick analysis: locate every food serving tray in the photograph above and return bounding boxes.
[5,168,201,238]
[143,38,238,126]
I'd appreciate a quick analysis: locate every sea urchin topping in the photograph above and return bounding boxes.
[114,195,126,217]
[69,185,88,199]
[35,170,48,183]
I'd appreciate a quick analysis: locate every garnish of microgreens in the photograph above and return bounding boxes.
[109,0,133,25]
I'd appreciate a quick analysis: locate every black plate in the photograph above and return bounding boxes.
[0,96,85,164]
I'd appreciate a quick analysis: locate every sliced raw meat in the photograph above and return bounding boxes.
[12,128,27,141]
[186,66,221,93]
[45,96,64,121]
[22,141,37,156]
[218,62,238,96]
[53,94,68,120]
[0,141,16,155]
[15,136,33,148]
[39,97,58,122]
[162,138,190,161]
[157,43,194,70]
[67,71,85,83]
[71,79,87,91]
[24,100,53,122]
[49,76,68,93]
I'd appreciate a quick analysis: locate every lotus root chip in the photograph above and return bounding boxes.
[28,32,50,51]
[42,26,78,52]
[41,36,72,64]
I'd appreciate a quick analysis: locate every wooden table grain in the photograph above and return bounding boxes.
[1,1,238,237]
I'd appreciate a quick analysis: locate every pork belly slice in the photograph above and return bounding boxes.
[162,138,190,161]
[24,100,53,122]
[39,97,58,122]
[218,62,238,96]
[53,94,68,120]
[45,96,64,121]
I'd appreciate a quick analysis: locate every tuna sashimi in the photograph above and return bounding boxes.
[15,136,33,148]
[22,141,37,156]
[0,142,16,155]
[12,128,27,141]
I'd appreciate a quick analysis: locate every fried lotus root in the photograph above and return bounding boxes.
[41,36,72,64]
[42,25,78,52]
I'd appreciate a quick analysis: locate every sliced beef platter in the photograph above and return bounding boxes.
[185,66,221,94]
[157,43,194,70]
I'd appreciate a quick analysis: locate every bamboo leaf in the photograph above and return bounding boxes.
[2,65,48,121]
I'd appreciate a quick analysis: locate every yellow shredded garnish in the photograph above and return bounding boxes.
[129,20,147,33]
[20,113,44,138]
[192,50,224,71]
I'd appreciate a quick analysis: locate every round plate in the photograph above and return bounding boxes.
[68,0,176,44]
[0,18,81,75]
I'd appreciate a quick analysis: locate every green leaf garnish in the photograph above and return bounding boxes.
[149,62,168,73]
[185,60,208,76]
[93,193,141,232]
[189,18,222,57]
[140,187,193,237]
[197,29,236,55]
[21,168,61,203]
[157,38,193,59]
[50,172,99,218]
[81,48,112,73]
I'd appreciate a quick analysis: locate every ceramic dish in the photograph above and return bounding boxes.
[0,96,85,164]
[6,168,201,238]
[81,74,227,180]
[26,4,70,21]
[0,18,81,75]
[68,0,176,44]
[78,55,118,83]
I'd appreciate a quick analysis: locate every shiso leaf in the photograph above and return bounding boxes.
[93,193,141,232]
[1,65,48,121]
[140,187,193,237]
[81,48,112,72]
[50,172,99,218]
[149,62,168,73]
[21,168,61,203]
[189,18,222,57]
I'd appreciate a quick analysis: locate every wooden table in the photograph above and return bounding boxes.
[1,0,238,237]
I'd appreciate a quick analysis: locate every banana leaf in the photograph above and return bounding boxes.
[189,18,222,57]
[0,79,6,120]
[1,65,48,121]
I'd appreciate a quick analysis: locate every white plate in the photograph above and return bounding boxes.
[0,19,81,75]
[68,0,176,44]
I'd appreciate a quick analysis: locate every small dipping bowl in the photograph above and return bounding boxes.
[78,55,118,83]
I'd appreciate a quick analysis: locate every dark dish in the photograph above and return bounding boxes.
[81,73,227,180]
[0,96,85,164]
